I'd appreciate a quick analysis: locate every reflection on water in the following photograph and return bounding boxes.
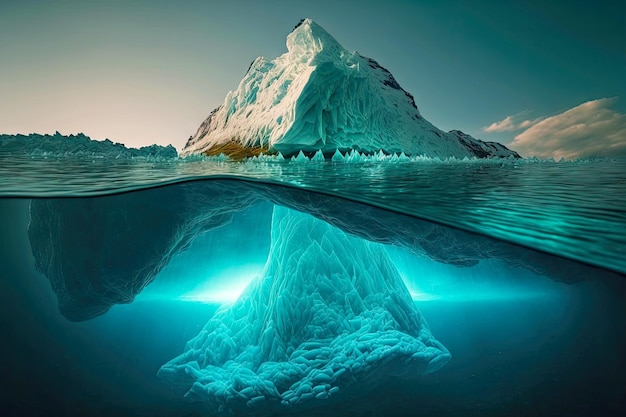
[0,179,624,416]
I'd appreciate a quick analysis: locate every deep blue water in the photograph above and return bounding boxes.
[0,157,625,417]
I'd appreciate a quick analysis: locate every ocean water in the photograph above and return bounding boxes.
[0,156,625,417]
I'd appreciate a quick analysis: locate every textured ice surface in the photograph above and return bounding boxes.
[158,206,450,414]
[0,132,177,159]
[182,18,518,159]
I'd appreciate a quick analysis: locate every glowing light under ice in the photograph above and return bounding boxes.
[158,206,450,414]
[164,266,555,305]
[178,265,263,304]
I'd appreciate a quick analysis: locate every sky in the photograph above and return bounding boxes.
[0,0,624,158]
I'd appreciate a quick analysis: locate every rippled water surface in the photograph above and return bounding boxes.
[1,155,625,274]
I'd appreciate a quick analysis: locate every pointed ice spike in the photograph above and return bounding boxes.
[331,149,345,162]
[346,149,362,163]
[375,150,387,161]
[293,150,309,162]
[311,149,325,162]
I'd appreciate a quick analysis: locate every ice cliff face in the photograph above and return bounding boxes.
[182,18,519,158]
[158,206,450,414]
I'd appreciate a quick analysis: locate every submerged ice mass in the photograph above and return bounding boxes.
[28,180,609,322]
[158,206,450,414]
[182,19,518,159]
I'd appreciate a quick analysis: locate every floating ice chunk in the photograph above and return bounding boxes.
[159,206,450,415]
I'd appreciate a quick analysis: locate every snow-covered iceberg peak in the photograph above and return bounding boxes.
[286,18,345,64]
[158,206,450,414]
[182,19,519,159]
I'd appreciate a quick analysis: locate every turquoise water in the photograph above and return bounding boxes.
[0,156,625,417]
[1,155,625,274]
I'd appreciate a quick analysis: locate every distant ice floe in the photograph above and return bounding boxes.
[158,206,450,415]
[0,132,178,160]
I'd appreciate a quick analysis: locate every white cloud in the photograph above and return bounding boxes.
[510,98,626,159]
[518,119,535,129]
[483,115,516,132]
[483,112,539,132]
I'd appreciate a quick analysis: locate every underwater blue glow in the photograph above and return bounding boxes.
[407,288,552,303]
[389,244,565,303]
[160,271,555,305]
[135,201,273,305]
[137,267,262,305]
[138,223,561,306]
[399,266,559,303]
[178,265,263,304]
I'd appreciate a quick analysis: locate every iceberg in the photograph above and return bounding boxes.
[182,18,519,159]
[158,206,451,414]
